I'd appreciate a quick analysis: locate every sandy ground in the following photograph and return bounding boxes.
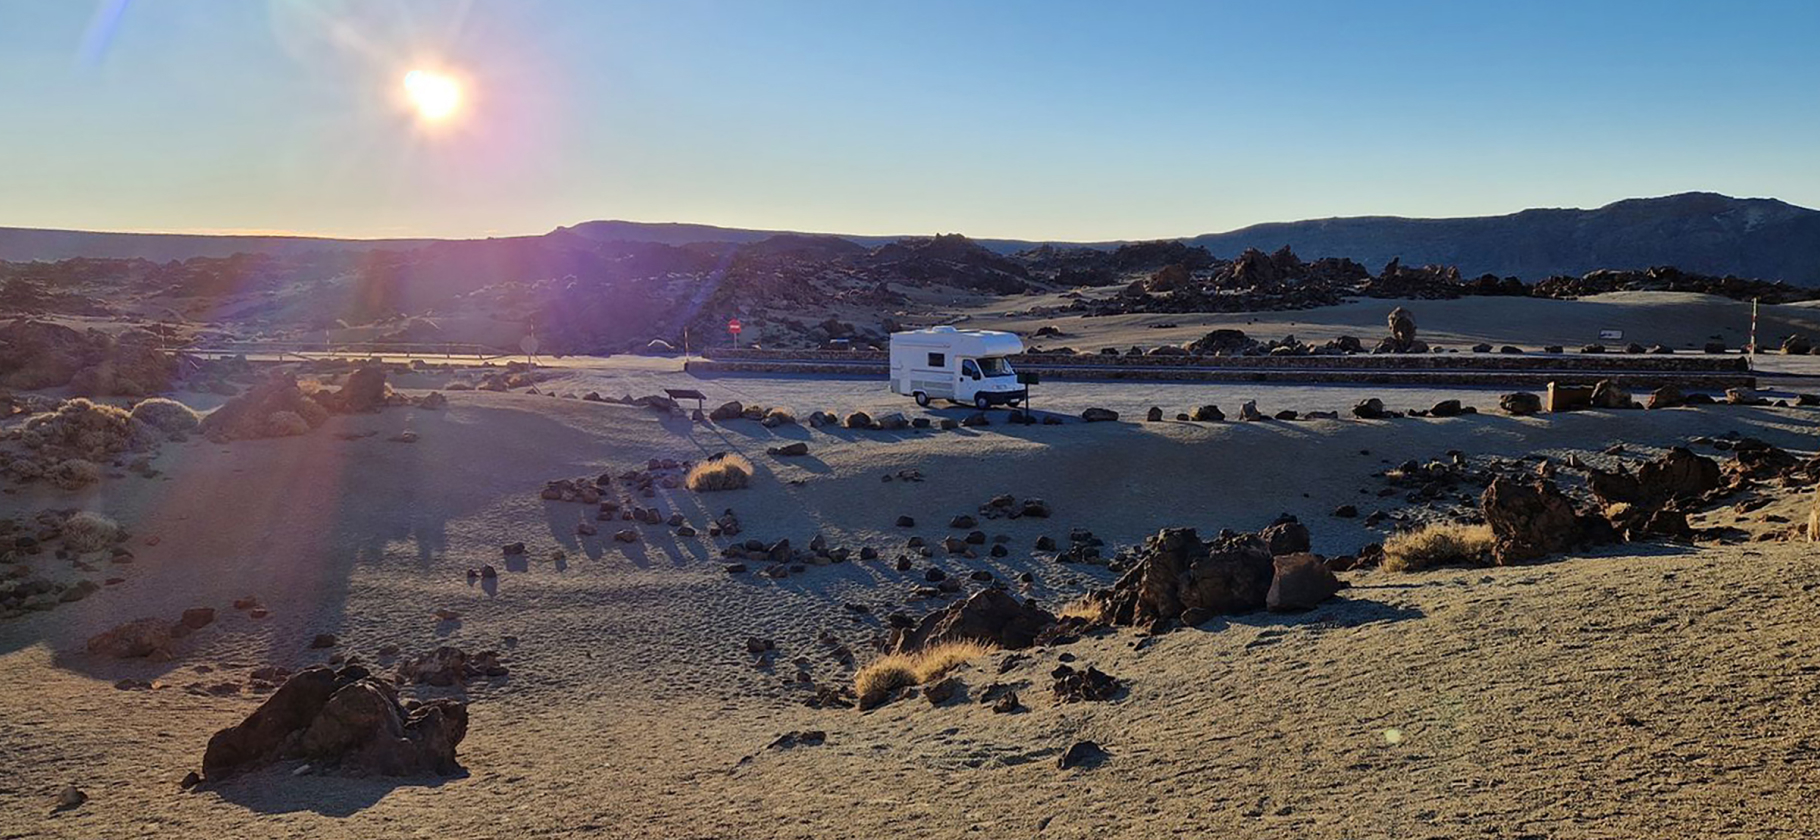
[3,365,1820,838]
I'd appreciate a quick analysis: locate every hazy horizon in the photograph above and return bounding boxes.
[3,0,1817,241]
[1,190,1810,248]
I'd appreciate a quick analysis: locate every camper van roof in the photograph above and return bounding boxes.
[890,327,1024,356]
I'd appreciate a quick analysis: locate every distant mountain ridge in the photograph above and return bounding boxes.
[4,192,1818,284]
[1184,193,1820,283]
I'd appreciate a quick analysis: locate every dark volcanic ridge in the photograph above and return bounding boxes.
[4,192,1817,283]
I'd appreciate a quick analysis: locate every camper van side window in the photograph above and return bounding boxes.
[927,352,945,367]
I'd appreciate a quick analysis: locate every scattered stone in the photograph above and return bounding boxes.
[86,618,176,660]
[923,676,961,705]
[1051,663,1121,702]
[54,784,87,811]
[1499,392,1542,416]
[1191,404,1225,422]
[1057,740,1107,770]
[766,730,826,749]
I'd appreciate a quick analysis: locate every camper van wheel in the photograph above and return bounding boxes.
[974,394,991,411]
[914,391,930,407]
[1007,398,1023,408]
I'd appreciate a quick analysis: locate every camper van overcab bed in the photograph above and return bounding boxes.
[888,327,1027,409]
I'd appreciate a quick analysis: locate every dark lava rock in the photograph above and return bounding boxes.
[201,665,467,780]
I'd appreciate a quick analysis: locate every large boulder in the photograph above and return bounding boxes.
[1080,407,1119,422]
[1645,386,1686,410]
[69,343,177,397]
[1480,477,1596,565]
[202,665,467,780]
[1267,553,1343,612]
[1185,329,1254,355]
[1499,392,1542,415]
[1589,380,1636,409]
[1102,528,1274,625]
[0,320,175,395]
[709,401,743,421]
[199,372,329,442]
[1388,307,1416,345]
[86,617,177,660]
[890,589,1055,654]
[332,365,391,413]
[0,320,96,389]
[1586,447,1720,508]
[1259,516,1311,556]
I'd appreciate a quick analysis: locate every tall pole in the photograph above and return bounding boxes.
[1749,297,1759,370]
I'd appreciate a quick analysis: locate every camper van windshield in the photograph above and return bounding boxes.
[977,356,1013,377]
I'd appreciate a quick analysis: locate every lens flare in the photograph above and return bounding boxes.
[403,69,461,121]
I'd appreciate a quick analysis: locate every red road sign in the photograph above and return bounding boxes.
[728,318,742,334]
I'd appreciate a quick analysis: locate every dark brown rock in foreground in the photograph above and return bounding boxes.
[1481,477,1603,565]
[1102,528,1275,625]
[1267,553,1344,612]
[890,589,1055,654]
[202,664,467,780]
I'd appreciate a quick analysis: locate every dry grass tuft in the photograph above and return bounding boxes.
[853,639,996,698]
[129,398,201,435]
[48,459,103,491]
[264,410,311,437]
[686,454,752,492]
[63,510,121,552]
[1382,522,1495,572]
[1057,595,1107,623]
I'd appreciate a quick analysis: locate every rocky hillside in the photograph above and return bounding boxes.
[1186,193,1820,284]
[8,193,1817,285]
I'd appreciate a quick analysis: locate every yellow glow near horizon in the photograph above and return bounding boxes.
[403,69,461,122]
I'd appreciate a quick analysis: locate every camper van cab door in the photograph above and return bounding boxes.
[956,358,982,400]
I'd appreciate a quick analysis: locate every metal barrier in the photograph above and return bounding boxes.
[180,340,517,361]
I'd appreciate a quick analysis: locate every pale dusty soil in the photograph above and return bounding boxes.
[3,367,1820,838]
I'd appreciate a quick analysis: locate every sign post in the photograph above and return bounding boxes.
[728,318,743,348]
[1016,370,1040,423]
[1749,297,1759,368]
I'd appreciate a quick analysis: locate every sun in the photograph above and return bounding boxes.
[403,69,461,122]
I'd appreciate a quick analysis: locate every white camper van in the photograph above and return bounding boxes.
[889,327,1027,409]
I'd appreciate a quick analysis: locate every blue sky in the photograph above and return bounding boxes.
[1,0,1816,241]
